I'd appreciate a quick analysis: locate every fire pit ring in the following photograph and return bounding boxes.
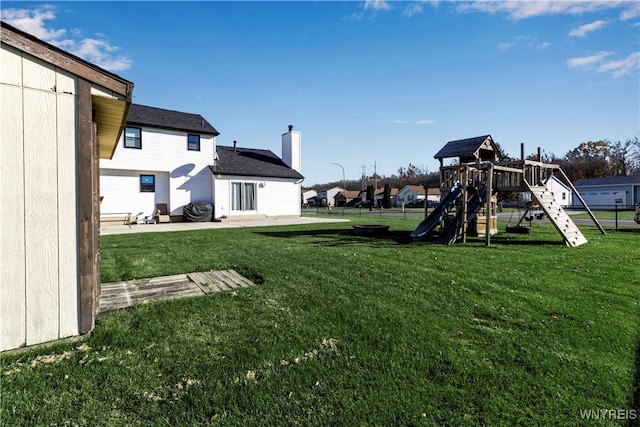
[353,224,390,237]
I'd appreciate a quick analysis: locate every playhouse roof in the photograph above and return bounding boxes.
[433,135,502,162]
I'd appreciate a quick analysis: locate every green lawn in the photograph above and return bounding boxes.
[2,218,639,426]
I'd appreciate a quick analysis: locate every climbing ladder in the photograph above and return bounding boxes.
[525,181,588,247]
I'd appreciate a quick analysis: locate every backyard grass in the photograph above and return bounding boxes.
[1,218,639,426]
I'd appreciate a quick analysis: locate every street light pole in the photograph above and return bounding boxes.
[329,162,346,213]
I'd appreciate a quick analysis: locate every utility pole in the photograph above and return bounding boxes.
[373,161,379,190]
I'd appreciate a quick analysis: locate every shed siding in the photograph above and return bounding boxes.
[0,83,26,351]
[24,89,60,345]
[0,45,80,351]
[57,89,80,338]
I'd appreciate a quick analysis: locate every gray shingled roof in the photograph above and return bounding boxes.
[574,175,640,186]
[433,135,494,159]
[127,104,219,136]
[210,146,304,180]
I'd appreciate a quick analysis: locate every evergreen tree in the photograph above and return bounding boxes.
[383,184,392,208]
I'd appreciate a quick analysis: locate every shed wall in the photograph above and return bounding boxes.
[1,45,80,351]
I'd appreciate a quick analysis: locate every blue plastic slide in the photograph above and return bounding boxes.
[410,183,463,239]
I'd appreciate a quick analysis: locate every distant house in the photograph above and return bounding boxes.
[374,188,399,207]
[101,104,304,220]
[335,190,361,207]
[426,187,441,203]
[316,186,344,207]
[302,189,317,206]
[396,185,425,206]
[572,175,640,209]
[547,176,573,207]
[1,22,133,351]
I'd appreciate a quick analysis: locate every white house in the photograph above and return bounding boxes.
[1,22,133,351]
[100,105,304,221]
[396,185,425,205]
[316,186,344,207]
[210,126,304,219]
[100,104,219,220]
[546,175,573,207]
[374,188,399,207]
[572,175,640,209]
[302,189,317,206]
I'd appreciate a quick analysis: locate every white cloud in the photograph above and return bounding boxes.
[537,42,552,50]
[0,6,132,72]
[71,38,132,72]
[569,20,608,37]
[597,52,640,78]
[363,0,392,11]
[0,5,66,40]
[498,41,518,51]
[567,51,638,77]
[619,3,640,21]
[415,119,435,125]
[567,51,613,68]
[390,119,435,125]
[455,1,633,21]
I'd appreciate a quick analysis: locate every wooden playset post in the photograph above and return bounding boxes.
[461,165,469,243]
[485,163,494,246]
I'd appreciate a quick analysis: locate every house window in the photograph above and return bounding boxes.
[124,127,141,149]
[188,134,200,151]
[231,182,256,211]
[140,174,155,192]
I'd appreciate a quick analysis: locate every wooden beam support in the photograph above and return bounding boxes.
[77,78,98,334]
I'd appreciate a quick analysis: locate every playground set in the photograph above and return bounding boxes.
[411,135,605,246]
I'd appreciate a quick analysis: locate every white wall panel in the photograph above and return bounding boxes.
[56,91,79,338]
[23,88,59,345]
[0,45,23,86]
[0,83,26,351]
[22,55,55,91]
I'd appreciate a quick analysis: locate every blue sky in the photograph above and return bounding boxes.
[3,1,639,186]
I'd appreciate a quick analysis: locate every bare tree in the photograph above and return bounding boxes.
[564,140,611,181]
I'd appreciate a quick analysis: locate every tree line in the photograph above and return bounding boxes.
[310,137,640,191]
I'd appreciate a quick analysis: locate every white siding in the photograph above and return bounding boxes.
[546,177,572,207]
[101,170,170,218]
[258,178,301,217]
[1,45,80,351]
[214,176,301,218]
[100,127,215,216]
